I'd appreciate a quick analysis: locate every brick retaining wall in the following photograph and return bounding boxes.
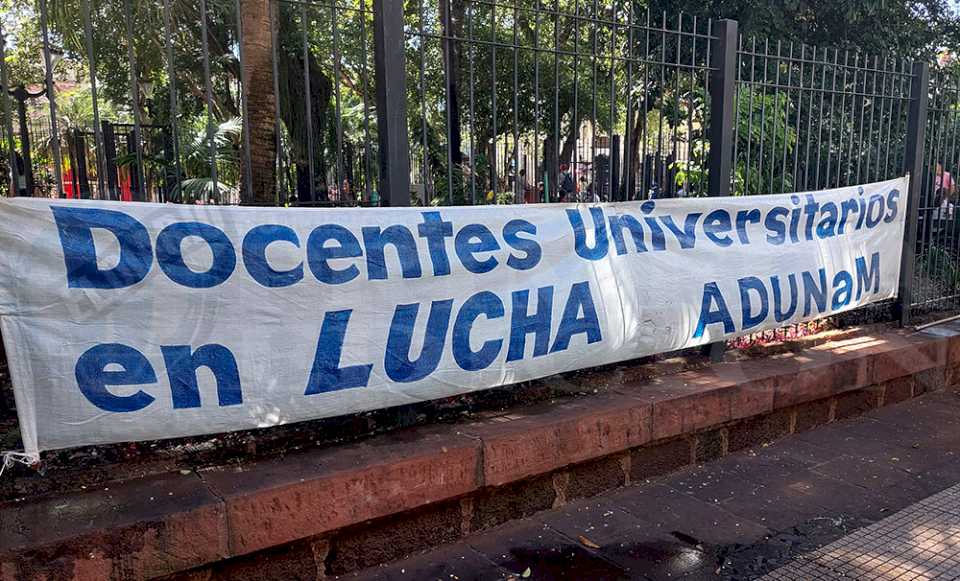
[2,325,959,580]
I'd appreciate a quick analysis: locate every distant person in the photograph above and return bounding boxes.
[13,152,26,196]
[519,169,536,203]
[648,182,661,200]
[578,175,589,202]
[559,163,575,202]
[936,162,956,224]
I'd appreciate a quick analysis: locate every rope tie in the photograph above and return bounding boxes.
[0,451,38,478]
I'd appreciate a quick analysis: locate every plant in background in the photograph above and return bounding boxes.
[117,117,243,203]
[671,140,709,195]
[165,117,242,202]
[920,244,960,289]
[733,88,797,196]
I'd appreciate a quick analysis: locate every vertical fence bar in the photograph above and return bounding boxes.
[0,22,17,196]
[417,0,429,203]
[468,0,477,204]
[552,0,559,201]
[270,0,283,202]
[38,0,64,198]
[373,0,411,206]
[359,0,374,201]
[441,0,456,204]
[489,3,497,201]
[609,5,619,200]
[300,4,315,203]
[622,6,633,200]
[235,0,254,203]
[102,121,118,197]
[331,0,344,202]
[80,0,107,199]
[531,0,539,201]
[707,19,737,196]
[162,0,183,201]
[199,0,219,201]
[122,0,146,201]
[896,61,930,326]
[512,0,519,203]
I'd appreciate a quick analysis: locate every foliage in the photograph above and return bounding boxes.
[733,88,797,195]
[173,116,241,199]
[649,0,960,59]
[55,84,127,129]
[3,0,960,203]
[920,244,960,289]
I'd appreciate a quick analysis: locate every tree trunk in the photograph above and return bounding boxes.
[621,89,659,200]
[559,119,577,165]
[622,108,643,200]
[441,0,462,167]
[277,8,333,202]
[240,0,277,205]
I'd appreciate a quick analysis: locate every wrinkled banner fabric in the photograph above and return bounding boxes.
[0,177,907,456]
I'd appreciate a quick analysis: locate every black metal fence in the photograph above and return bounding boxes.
[403,2,716,204]
[911,67,960,316]
[733,43,912,196]
[0,0,953,324]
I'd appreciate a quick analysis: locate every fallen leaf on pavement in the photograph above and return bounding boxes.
[578,535,601,549]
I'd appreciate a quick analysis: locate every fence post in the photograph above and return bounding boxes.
[610,135,621,201]
[102,121,118,200]
[707,19,738,197]
[125,131,142,202]
[373,0,411,207]
[702,19,738,362]
[70,128,91,199]
[896,61,930,327]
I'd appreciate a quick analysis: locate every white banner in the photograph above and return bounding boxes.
[0,178,907,456]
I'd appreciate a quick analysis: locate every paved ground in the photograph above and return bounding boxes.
[761,483,960,580]
[342,389,960,580]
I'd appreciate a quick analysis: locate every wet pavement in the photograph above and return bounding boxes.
[342,389,960,580]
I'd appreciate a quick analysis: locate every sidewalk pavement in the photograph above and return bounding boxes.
[341,388,960,580]
[761,481,960,580]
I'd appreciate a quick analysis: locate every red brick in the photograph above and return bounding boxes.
[563,454,628,501]
[469,474,557,531]
[944,332,960,365]
[694,429,727,463]
[327,500,463,575]
[636,373,735,441]
[0,472,226,580]
[914,367,946,395]
[772,349,867,409]
[630,438,693,481]
[881,376,915,406]
[946,364,960,388]
[834,388,881,420]
[700,363,778,420]
[869,335,946,384]
[200,426,480,556]
[727,410,792,452]
[794,399,833,432]
[468,395,651,486]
